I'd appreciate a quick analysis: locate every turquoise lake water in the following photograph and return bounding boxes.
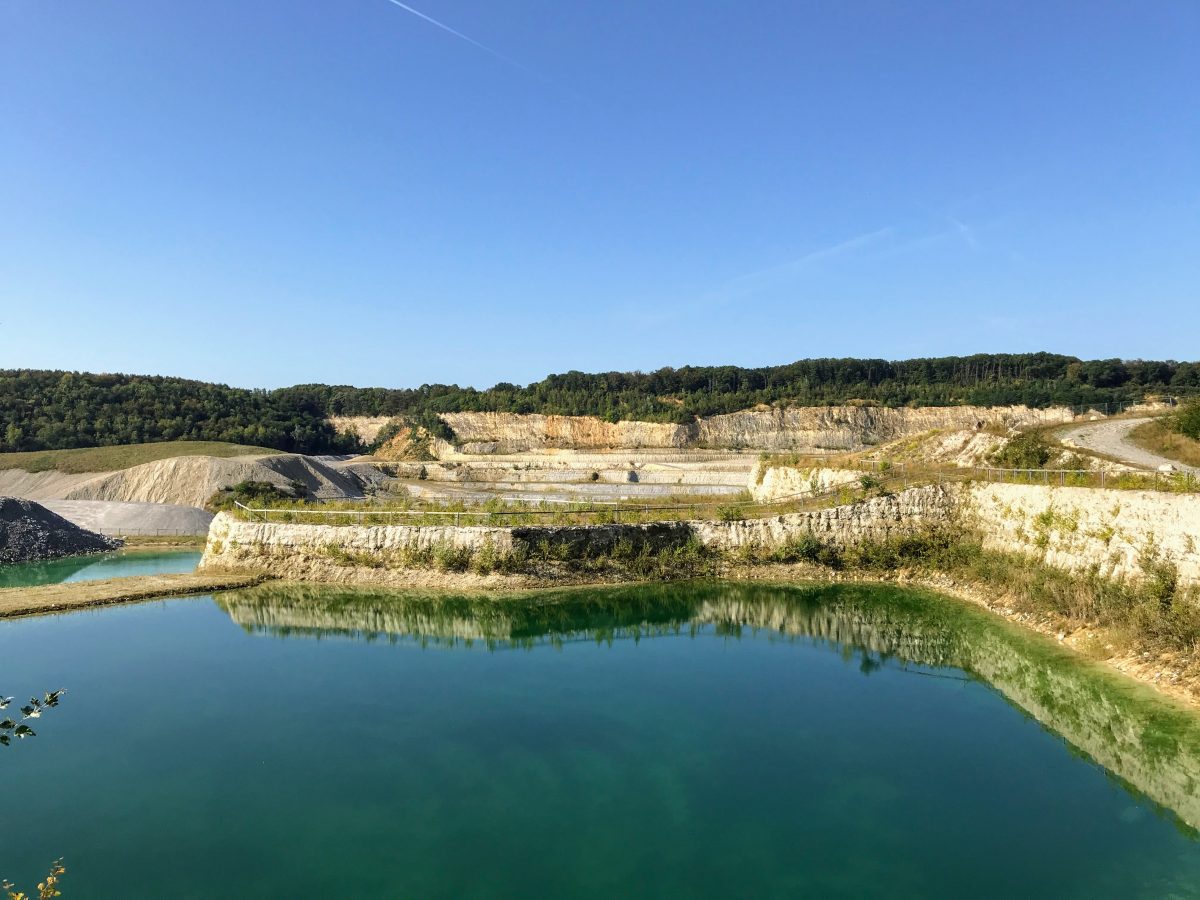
[0,549,201,588]
[3,580,1200,897]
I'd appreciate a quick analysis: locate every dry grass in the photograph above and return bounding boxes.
[121,534,208,548]
[0,572,267,619]
[0,441,280,474]
[1129,420,1200,468]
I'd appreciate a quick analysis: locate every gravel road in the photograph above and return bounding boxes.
[1058,417,1199,474]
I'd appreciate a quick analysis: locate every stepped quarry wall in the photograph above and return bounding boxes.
[694,405,1066,451]
[434,405,1070,455]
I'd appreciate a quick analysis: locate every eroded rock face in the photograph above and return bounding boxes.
[695,485,959,551]
[328,416,392,445]
[433,405,1070,455]
[0,496,121,564]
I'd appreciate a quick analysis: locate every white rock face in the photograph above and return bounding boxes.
[695,485,958,550]
[750,466,863,502]
[965,483,1200,583]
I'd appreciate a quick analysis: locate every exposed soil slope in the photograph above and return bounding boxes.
[0,468,101,501]
[62,454,367,508]
[0,496,121,564]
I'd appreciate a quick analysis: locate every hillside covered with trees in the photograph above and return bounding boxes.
[0,371,359,455]
[3,353,1197,454]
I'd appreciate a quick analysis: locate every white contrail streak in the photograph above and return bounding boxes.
[383,0,532,73]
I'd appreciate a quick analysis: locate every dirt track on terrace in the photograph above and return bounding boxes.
[1058,418,1199,474]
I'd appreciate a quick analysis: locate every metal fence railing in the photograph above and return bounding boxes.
[232,457,1198,528]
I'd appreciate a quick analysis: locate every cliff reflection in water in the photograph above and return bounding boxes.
[216,580,1200,831]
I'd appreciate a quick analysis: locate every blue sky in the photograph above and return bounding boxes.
[2,1,1197,389]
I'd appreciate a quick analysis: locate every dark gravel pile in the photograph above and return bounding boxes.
[0,496,122,564]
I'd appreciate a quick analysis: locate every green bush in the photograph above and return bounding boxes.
[989,432,1052,469]
[207,480,298,511]
[1171,399,1200,440]
[769,533,843,568]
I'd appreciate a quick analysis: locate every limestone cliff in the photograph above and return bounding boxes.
[439,412,687,454]
[201,480,1199,589]
[966,483,1200,583]
[430,405,1070,455]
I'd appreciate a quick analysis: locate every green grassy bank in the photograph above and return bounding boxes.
[0,440,280,474]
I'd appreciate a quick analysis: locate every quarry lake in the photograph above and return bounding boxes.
[0,548,201,588]
[5,581,1200,898]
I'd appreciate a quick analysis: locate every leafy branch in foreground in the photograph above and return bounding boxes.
[3,859,65,900]
[2,693,68,896]
[0,690,66,747]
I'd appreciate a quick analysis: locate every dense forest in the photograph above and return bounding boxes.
[0,371,360,455]
[3,353,1197,454]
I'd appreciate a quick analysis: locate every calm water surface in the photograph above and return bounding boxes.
[3,580,1200,898]
[0,549,201,588]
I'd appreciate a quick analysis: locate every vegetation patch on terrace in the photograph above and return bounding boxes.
[221,480,893,528]
[759,438,1199,494]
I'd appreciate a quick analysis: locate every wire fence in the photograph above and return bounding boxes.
[95,528,208,537]
[849,459,1199,493]
[1064,396,1187,420]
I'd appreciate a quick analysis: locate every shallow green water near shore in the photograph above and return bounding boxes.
[4,580,1200,897]
[0,549,201,588]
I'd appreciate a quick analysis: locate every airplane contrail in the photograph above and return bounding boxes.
[382,0,532,73]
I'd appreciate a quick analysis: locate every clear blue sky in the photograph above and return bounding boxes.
[2,1,1197,389]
